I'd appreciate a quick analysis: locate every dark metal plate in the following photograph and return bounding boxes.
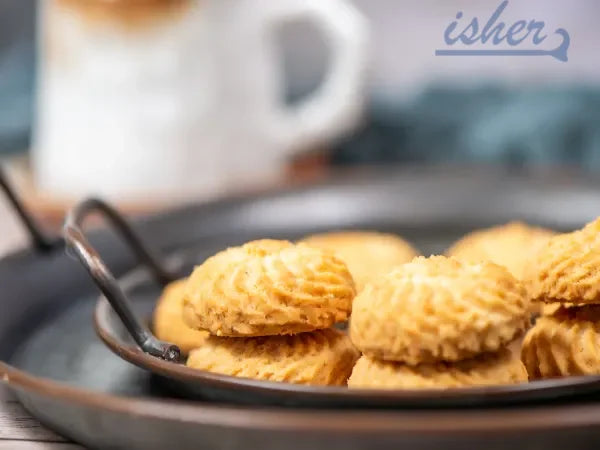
[4,167,600,449]
[95,260,600,408]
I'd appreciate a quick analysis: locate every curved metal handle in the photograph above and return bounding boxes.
[63,198,180,362]
[0,166,59,252]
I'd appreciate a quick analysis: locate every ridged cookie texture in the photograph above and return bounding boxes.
[521,305,600,379]
[540,302,576,316]
[347,349,528,389]
[527,218,600,305]
[183,239,355,337]
[186,328,359,385]
[446,222,556,280]
[152,279,208,355]
[350,256,529,365]
[300,231,419,291]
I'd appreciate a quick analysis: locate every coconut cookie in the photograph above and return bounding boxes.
[521,305,600,379]
[528,218,600,305]
[350,256,529,365]
[348,348,527,389]
[446,222,556,280]
[300,231,419,291]
[153,279,208,355]
[183,239,355,337]
[186,328,359,385]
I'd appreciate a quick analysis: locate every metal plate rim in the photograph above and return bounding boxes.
[94,288,600,408]
[7,166,600,436]
[7,360,600,434]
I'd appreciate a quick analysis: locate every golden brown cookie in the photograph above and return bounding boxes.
[521,305,600,379]
[540,302,577,316]
[152,279,209,355]
[540,302,561,316]
[183,239,355,337]
[350,256,529,365]
[300,231,419,291]
[528,218,600,305]
[347,349,528,389]
[446,222,556,280]
[186,329,359,385]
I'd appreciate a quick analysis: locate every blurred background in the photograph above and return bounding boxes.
[1,0,599,252]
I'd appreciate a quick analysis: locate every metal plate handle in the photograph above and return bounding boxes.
[0,166,59,252]
[63,198,180,362]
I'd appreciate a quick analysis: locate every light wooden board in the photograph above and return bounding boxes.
[0,393,69,442]
[0,443,81,449]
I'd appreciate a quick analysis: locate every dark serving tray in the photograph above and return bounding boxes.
[3,166,600,450]
[94,256,600,409]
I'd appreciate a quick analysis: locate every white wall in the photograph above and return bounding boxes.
[283,0,600,100]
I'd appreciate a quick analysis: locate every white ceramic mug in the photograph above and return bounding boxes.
[33,0,368,201]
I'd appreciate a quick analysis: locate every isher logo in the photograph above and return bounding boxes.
[435,1,570,62]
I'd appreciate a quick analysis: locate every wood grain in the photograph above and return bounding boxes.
[0,398,68,442]
[0,443,81,449]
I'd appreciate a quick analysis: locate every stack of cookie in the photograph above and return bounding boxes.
[522,218,600,379]
[181,239,360,385]
[348,256,530,389]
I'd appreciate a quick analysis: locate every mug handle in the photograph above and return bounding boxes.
[265,0,369,154]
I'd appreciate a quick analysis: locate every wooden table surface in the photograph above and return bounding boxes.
[0,195,85,449]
